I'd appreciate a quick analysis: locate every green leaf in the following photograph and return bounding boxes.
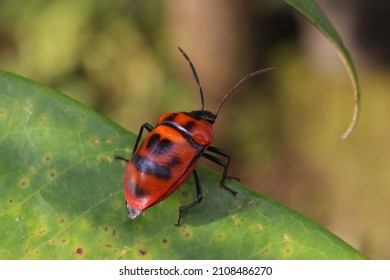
[283,0,361,139]
[0,71,365,259]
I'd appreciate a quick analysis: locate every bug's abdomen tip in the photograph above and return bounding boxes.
[126,203,143,219]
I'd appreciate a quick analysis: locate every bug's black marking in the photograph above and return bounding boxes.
[146,133,161,151]
[153,138,174,156]
[128,182,149,197]
[132,154,172,180]
[146,134,174,156]
[183,121,196,132]
[164,113,177,122]
[167,156,181,167]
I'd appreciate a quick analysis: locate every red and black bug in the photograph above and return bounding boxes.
[115,47,271,226]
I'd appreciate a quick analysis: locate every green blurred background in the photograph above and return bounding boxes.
[0,0,389,259]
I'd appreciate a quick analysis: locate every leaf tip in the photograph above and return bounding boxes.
[341,94,359,140]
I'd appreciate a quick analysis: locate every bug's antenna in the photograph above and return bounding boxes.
[178,47,205,111]
[215,68,274,118]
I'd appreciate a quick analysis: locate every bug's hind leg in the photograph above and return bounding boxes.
[175,170,203,226]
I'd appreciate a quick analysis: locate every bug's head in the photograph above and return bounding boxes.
[189,110,216,124]
[178,47,273,123]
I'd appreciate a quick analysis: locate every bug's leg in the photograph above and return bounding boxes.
[175,169,203,226]
[114,155,129,162]
[131,123,154,155]
[202,146,238,196]
[114,123,154,161]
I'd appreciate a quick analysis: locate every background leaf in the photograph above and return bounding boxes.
[0,71,365,259]
[283,0,360,139]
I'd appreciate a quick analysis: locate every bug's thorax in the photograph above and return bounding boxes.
[157,111,214,146]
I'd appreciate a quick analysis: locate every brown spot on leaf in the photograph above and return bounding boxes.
[261,249,269,255]
[139,249,147,256]
[20,180,28,188]
[181,227,192,238]
[76,248,83,255]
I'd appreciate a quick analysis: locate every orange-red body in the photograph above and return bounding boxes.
[123,111,214,218]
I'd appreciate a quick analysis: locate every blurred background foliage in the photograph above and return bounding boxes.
[0,0,389,259]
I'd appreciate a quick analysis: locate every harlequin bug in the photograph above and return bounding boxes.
[115,47,272,226]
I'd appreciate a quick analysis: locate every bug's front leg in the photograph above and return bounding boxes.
[114,123,154,162]
[202,145,238,196]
